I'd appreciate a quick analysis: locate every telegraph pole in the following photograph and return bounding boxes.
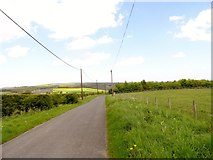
[110,70,114,96]
[96,80,98,94]
[80,69,83,100]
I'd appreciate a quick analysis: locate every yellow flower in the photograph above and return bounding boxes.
[134,144,137,147]
[130,147,133,150]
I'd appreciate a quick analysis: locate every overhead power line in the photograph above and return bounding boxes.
[112,0,135,69]
[0,9,79,70]
[82,69,95,82]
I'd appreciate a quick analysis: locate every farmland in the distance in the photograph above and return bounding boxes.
[2,82,110,94]
[106,89,212,158]
[52,87,105,94]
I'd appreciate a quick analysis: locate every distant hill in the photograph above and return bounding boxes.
[2,82,114,94]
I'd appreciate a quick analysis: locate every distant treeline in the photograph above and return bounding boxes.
[111,79,212,93]
[1,93,79,117]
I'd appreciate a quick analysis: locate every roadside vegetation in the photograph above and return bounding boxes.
[106,89,212,158]
[2,93,79,116]
[1,95,97,144]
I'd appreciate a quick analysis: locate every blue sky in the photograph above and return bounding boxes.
[0,0,211,87]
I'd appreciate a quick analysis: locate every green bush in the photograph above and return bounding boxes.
[23,94,53,111]
[2,94,27,116]
[64,93,79,104]
[50,94,66,106]
[2,93,79,117]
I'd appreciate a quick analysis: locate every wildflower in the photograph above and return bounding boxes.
[130,147,133,150]
[133,144,137,147]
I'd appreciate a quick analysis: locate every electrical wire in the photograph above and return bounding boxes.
[82,69,95,82]
[0,9,79,70]
[112,0,135,69]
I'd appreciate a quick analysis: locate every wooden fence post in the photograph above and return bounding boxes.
[168,97,171,110]
[155,97,158,109]
[146,97,149,106]
[193,100,197,119]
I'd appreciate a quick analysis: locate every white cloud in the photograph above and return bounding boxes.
[173,52,186,58]
[0,0,123,42]
[115,56,144,67]
[126,35,133,39]
[174,9,210,41]
[73,52,111,67]
[53,52,111,67]
[68,35,113,50]
[6,45,30,58]
[97,35,113,44]
[68,37,96,50]
[169,16,184,22]
[0,54,7,64]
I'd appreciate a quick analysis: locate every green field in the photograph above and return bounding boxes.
[106,89,212,158]
[1,95,97,144]
[53,87,105,94]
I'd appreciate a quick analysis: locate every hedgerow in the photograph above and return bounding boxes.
[2,93,79,116]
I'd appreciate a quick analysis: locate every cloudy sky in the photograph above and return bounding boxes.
[0,0,211,87]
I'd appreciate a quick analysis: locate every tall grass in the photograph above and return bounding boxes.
[1,95,97,144]
[106,89,212,158]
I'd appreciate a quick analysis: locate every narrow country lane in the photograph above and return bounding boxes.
[2,96,107,158]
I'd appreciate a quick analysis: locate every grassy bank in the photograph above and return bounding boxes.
[106,89,212,158]
[1,95,97,144]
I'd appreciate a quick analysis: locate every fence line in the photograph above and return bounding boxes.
[141,96,203,119]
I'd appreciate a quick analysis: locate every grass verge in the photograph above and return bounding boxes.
[1,95,97,144]
[106,89,212,158]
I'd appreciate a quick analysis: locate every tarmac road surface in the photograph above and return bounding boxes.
[2,96,107,158]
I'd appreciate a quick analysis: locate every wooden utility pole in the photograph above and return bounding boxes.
[80,68,83,100]
[110,70,114,96]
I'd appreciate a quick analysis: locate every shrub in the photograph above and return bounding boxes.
[50,94,66,106]
[23,94,53,111]
[2,93,79,117]
[2,94,27,116]
[64,93,79,104]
